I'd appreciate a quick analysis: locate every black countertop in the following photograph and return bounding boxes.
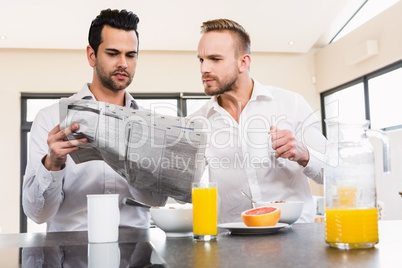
[1,221,401,267]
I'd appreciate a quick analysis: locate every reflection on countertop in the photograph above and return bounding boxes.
[22,242,166,267]
[1,222,402,267]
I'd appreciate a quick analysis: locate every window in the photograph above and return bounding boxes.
[368,67,402,129]
[321,60,402,133]
[185,98,210,115]
[323,81,366,122]
[21,92,209,233]
[130,93,210,117]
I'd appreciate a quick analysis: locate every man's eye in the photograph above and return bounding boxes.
[107,53,117,56]
[199,58,204,63]
[127,54,136,58]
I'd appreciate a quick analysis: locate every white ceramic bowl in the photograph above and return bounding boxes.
[150,204,193,237]
[253,201,304,225]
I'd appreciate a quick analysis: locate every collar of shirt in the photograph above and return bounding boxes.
[203,79,274,116]
[75,83,139,110]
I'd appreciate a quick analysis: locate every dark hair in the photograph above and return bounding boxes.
[201,18,250,56]
[88,9,139,56]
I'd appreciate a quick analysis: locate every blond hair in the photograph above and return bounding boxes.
[201,18,251,55]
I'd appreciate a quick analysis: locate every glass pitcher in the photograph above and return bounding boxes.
[324,119,390,250]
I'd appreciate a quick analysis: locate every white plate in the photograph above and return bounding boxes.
[218,222,289,235]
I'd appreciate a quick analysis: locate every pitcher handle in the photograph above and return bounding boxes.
[366,129,391,173]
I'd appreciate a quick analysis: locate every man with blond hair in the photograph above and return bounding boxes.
[191,18,326,224]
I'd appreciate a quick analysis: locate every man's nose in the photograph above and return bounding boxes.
[200,61,211,74]
[118,55,128,69]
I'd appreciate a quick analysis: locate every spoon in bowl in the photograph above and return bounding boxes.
[241,189,256,204]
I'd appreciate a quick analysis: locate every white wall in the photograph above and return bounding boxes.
[0,48,318,233]
[315,1,402,92]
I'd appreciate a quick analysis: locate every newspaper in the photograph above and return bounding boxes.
[59,99,207,203]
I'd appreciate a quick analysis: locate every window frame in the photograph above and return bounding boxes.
[320,59,402,136]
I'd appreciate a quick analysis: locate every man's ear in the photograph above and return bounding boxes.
[87,45,96,67]
[239,54,251,73]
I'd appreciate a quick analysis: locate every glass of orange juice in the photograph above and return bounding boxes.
[192,182,218,241]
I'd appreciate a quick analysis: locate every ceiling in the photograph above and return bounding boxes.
[0,0,367,53]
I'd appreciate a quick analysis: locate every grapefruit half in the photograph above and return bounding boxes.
[241,206,281,227]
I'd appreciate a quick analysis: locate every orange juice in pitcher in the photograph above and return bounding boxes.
[324,120,390,249]
[325,207,378,246]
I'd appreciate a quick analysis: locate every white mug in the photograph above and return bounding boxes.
[87,194,120,243]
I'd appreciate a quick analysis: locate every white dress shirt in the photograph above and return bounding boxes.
[190,80,326,224]
[23,83,167,232]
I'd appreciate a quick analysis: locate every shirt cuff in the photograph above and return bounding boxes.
[36,155,65,193]
[302,155,324,184]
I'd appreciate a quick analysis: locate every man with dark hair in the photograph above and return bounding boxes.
[23,9,167,232]
[192,18,326,224]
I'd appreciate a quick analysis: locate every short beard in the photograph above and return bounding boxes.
[95,65,133,92]
[207,79,236,96]
[205,69,238,97]
[101,77,131,93]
